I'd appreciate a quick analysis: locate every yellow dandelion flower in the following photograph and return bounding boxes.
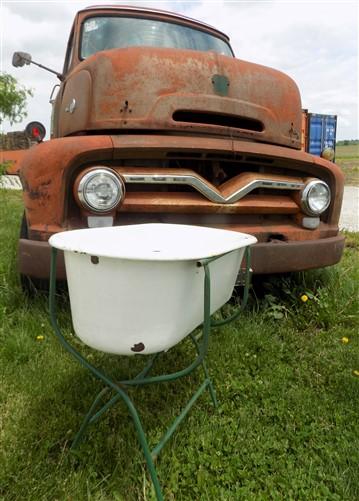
[341,337,349,344]
[36,335,45,341]
[300,294,309,303]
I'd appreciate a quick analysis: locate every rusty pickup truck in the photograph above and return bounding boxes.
[14,4,344,283]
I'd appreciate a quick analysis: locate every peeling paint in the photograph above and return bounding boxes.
[131,342,145,353]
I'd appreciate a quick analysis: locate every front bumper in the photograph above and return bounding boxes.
[18,234,345,280]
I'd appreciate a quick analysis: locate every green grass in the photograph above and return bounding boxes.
[1,191,358,500]
[335,144,359,186]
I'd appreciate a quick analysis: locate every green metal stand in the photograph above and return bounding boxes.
[49,247,251,501]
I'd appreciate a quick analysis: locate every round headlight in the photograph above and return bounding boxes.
[78,169,124,212]
[301,180,331,216]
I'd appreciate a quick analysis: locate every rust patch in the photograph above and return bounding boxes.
[28,189,44,200]
[39,179,52,188]
[90,255,99,264]
[131,342,145,352]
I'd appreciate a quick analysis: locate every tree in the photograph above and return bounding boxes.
[0,72,33,125]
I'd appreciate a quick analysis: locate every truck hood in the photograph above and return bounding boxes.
[58,46,302,149]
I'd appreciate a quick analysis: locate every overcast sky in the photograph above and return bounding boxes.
[1,0,358,140]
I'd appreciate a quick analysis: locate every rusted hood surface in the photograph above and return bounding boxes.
[59,47,302,148]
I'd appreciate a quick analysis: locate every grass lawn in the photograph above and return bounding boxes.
[1,190,358,500]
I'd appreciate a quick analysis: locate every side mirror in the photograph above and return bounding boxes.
[12,51,63,81]
[12,51,32,67]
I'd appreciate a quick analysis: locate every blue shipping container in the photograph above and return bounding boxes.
[307,113,337,159]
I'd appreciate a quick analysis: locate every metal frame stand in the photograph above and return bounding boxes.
[49,247,251,501]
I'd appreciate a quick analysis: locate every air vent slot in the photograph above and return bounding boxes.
[173,111,264,132]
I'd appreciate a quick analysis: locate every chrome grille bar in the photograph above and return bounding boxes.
[122,172,304,205]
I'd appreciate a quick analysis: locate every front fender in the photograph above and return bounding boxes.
[20,136,113,237]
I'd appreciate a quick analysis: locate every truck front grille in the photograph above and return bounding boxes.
[77,148,331,218]
[119,168,304,204]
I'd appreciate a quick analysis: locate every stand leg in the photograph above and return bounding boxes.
[151,379,211,460]
[115,387,164,501]
[202,360,218,408]
[73,385,164,500]
[190,333,218,408]
[75,353,163,440]
[211,247,252,327]
[72,387,109,449]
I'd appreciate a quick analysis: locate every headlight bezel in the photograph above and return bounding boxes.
[77,168,125,213]
[300,179,331,216]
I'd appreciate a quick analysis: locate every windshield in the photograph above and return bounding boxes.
[81,16,233,58]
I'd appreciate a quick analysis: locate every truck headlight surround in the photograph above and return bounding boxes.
[77,168,125,213]
[300,180,331,216]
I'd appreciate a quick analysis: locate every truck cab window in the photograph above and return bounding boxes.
[81,16,233,59]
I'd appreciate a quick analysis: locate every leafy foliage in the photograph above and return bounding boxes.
[0,73,33,125]
[336,139,359,146]
[0,162,11,176]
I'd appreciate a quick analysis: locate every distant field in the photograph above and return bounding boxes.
[336,144,359,159]
[336,144,359,186]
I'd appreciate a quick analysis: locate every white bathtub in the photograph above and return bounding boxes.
[49,224,257,355]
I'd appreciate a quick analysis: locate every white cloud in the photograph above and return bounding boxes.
[1,0,358,139]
